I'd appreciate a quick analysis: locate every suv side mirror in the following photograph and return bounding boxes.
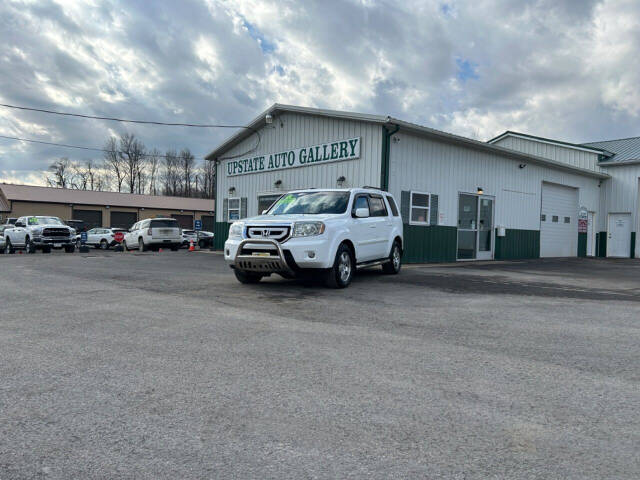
[15,222,25,228]
[355,207,370,218]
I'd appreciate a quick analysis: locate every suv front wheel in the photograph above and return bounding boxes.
[325,243,354,288]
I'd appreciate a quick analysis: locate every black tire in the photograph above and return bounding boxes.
[65,245,75,253]
[325,243,355,288]
[138,238,146,252]
[170,245,179,251]
[198,239,207,249]
[382,241,402,274]
[42,246,51,254]
[234,269,263,284]
[5,239,14,254]
[100,239,109,250]
[25,237,36,254]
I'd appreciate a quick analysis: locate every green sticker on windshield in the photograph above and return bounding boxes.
[281,194,295,204]
[28,217,38,225]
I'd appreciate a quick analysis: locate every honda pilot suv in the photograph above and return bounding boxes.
[224,188,403,288]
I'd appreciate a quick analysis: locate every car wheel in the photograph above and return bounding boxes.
[65,245,75,253]
[100,239,109,250]
[325,243,354,288]
[234,269,263,284]
[25,237,36,254]
[138,238,147,252]
[170,245,179,251]
[5,239,14,254]
[199,239,207,249]
[382,241,402,274]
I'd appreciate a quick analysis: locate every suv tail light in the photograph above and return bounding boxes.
[147,227,153,236]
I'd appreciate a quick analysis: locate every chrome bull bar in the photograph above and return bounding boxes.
[234,238,294,275]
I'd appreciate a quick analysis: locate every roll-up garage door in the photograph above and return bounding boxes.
[171,214,194,229]
[540,182,578,257]
[110,211,137,229]
[72,209,102,230]
[201,215,215,232]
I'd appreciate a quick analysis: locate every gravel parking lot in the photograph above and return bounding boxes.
[1,250,639,479]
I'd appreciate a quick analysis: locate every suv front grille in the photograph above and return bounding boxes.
[246,226,291,242]
[42,228,71,238]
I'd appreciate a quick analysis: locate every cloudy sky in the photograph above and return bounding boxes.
[1,0,639,185]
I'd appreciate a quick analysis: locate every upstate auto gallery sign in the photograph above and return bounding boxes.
[226,137,361,176]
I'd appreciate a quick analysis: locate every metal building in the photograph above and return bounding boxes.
[206,104,612,263]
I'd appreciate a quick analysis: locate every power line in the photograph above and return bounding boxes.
[0,134,205,159]
[0,102,262,160]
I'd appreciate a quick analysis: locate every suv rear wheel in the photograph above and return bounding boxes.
[382,241,402,274]
[234,269,263,284]
[100,239,108,250]
[325,243,354,288]
[138,238,146,252]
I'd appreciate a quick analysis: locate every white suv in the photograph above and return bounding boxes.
[224,188,403,288]
[123,218,182,252]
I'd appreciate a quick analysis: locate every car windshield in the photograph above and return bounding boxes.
[150,220,179,228]
[28,217,64,226]
[267,191,350,215]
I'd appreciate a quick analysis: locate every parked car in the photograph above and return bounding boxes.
[224,188,403,288]
[3,216,76,253]
[197,230,214,248]
[65,219,87,233]
[123,218,182,252]
[0,226,6,254]
[76,228,128,249]
[2,218,17,225]
[182,229,198,247]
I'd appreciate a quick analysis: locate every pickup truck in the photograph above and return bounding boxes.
[3,216,76,253]
[224,188,403,288]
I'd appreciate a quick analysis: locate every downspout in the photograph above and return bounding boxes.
[380,123,400,191]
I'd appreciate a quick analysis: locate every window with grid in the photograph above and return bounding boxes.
[410,191,430,225]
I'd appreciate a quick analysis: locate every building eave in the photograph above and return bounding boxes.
[487,131,614,157]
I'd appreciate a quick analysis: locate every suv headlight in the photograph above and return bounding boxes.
[228,222,244,239]
[32,228,43,235]
[292,221,325,237]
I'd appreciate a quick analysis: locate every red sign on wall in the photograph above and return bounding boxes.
[578,219,588,233]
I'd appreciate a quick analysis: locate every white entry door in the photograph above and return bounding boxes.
[607,213,631,258]
[540,182,578,257]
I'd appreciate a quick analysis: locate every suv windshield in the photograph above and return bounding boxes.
[28,217,64,226]
[267,191,350,215]
[150,219,179,228]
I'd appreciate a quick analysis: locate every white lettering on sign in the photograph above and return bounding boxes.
[226,138,361,177]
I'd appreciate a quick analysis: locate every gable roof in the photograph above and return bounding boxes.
[206,104,609,179]
[0,183,215,212]
[582,136,640,165]
[487,131,614,156]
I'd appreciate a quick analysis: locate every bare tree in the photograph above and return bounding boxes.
[147,149,161,195]
[46,158,73,188]
[103,137,126,192]
[119,133,146,194]
[179,148,195,197]
[161,149,179,196]
[199,159,216,199]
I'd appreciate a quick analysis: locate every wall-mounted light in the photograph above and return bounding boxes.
[180,209,184,213]
[519,164,527,169]
[228,187,236,195]
[477,187,484,195]
[274,179,282,188]
[392,136,400,143]
[140,207,145,211]
[105,205,110,209]
[337,175,346,187]
[265,114,273,124]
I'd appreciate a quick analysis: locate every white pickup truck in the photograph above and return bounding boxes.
[224,188,403,288]
[3,216,76,254]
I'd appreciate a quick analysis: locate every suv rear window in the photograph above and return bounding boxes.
[150,220,179,228]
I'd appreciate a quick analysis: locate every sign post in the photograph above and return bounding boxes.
[113,231,125,252]
[78,231,90,253]
[194,220,202,249]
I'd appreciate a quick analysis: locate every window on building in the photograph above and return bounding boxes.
[541,214,546,222]
[410,191,430,225]
[386,196,399,216]
[228,197,240,221]
[552,216,559,223]
[368,195,388,217]
[564,217,571,224]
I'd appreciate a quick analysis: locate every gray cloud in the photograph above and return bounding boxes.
[1,0,639,184]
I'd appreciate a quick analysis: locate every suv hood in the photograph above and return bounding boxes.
[242,214,341,224]
[30,223,72,229]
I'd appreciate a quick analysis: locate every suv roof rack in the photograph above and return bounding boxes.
[361,185,382,190]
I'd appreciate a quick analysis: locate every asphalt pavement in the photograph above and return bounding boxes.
[0,250,639,479]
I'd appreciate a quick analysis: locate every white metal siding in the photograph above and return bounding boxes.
[493,136,602,173]
[540,182,578,257]
[387,132,601,232]
[215,112,383,221]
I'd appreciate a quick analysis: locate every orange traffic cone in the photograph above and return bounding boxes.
[188,239,195,252]
[158,248,163,253]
